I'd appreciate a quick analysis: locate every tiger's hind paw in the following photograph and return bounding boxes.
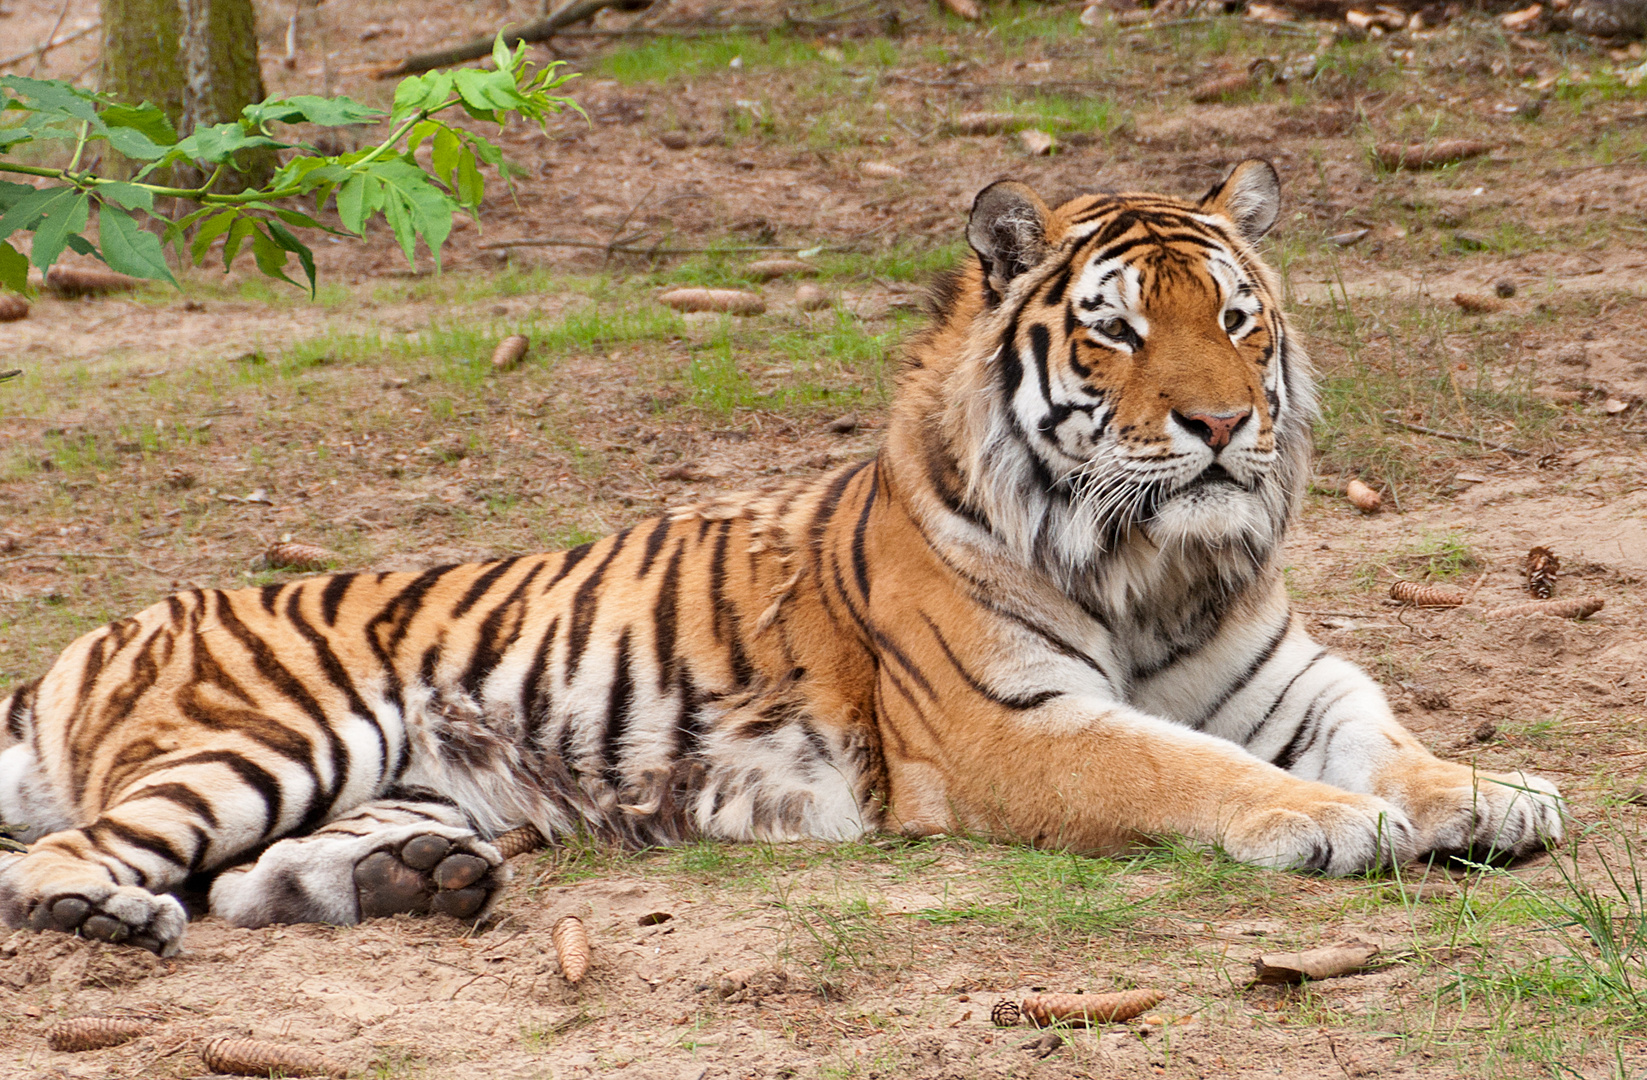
[354,833,502,921]
[23,884,186,956]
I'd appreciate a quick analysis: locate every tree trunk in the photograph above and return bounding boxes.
[99,0,186,137]
[99,0,274,187]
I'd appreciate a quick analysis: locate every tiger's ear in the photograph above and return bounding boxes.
[968,180,1054,304]
[1200,159,1281,244]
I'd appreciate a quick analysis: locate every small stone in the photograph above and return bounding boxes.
[1328,229,1369,247]
[1473,720,1498,743]
[824,413,859,434]
[1603,397,1633,415]
[1494,280,1517,298]
[658,131,692,150]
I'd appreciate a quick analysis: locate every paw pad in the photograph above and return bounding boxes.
[353,835,497,921]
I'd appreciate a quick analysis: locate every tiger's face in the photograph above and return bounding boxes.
[949,159,1309,569]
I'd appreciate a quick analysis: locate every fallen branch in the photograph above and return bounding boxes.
[378,0,625,77]
[0,368,20,383]
[0,20,99,71]
[1382,416,1532,457]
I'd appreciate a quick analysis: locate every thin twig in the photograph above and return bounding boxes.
[27,0,74,78]
[1381,415,1532,457]
[0,18,97,71]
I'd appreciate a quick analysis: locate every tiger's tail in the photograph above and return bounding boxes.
[0,678,36,752]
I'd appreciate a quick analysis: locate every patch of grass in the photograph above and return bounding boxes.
[595,33,833,85]
[990,91,1126,136]
[1351,529,1480,590]
[916,844,1138,939]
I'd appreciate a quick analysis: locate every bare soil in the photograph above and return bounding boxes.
[2,0,1646,1077]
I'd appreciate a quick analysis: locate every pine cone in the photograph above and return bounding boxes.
[1485,597,1603,620]
[1389,581,1466,607]
[199,1036,347,1078]
[46,1017,153,1052]
[491,824,545,859]
[1525,546,1559,599]
[552,915,591,984]
[264,542,336,572]
[990,999,1022,1026]
[1020,989,1164,1027]
[490,334,530,372]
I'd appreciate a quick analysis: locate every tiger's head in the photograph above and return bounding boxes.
[899,159,1313,590]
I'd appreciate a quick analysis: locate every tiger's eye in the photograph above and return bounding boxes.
[1223,309,1243,332]
[1100,318,1128,338]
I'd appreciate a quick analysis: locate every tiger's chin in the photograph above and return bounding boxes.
[1145,482,1278,555]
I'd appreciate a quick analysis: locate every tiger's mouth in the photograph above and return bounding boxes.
[1173,462,1249,495]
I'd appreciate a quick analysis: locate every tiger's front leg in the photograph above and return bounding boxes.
[1208,628,1565,861]
[880,684,1423,875]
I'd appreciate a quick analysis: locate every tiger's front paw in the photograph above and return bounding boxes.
[1404,768,1564,861]
[1221,789,1417,876]
[18,883,185,956]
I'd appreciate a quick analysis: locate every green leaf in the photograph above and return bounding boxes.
[264,219,316,296]
[0,181,38,214]
[0,184,73,242]
[98,203,177,284]
[64,233,99,259]
[0,75,99,125]
[455,68,526,114]
[455,150,484,209]
[406,119,441,154]
[432,127,461,188]
[250,223,300,289]
[223,215,258,270]
[391,71,454,124]
[26,189,88,269]
[492,32,513,76]
[100,102,178,146]
[244,94,384,129]
[189,209,238,265]
[0,240,30,296]
[99,181,154,213]
[336,172,383,234]
[372,159,455,269]
[168,121,287,165]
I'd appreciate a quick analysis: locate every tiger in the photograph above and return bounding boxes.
[0,159,1564,957]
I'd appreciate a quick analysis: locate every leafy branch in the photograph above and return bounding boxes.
[0,36,575,296]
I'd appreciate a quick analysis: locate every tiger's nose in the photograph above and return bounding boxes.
[1171,409,1251,451]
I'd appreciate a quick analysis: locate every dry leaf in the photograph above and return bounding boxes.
[1253,940,1380,984]
[1501,3,1543,30]
[942,0,982,19]
[659,288,766,315]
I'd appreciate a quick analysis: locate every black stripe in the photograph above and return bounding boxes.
[91,818,188,872]
[565,527,633,683]
[1273,688,1347,772]
[707,519,734,644]
[808,462,872,565]
[1241,649,1325,744]
[4,679,37,740]
[163,750,282,838]
[260,584,284,615]
[452,557,522,619]
[637,515,673,577]
[320,573,355,627]
[921,613,1061,711]
[1028,322,1053,418]
[673,665,708,758]
[1192,620,1290,729]
[849,467,877,603]
[654,540,684,692]
[129,781,220,829]
[602,628,636,788]
[364,563,465,716]
[522,616,559,735]
[545,542,594,593]
[460,559,547,698]
[1044,265,1072,306]
[284,590,390,773]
